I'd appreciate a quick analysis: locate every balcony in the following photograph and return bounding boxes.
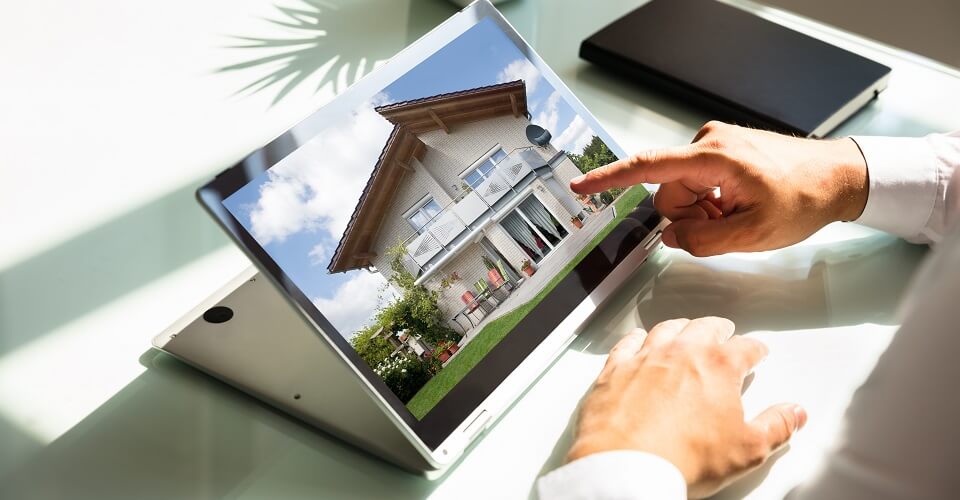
[402,147,547,278]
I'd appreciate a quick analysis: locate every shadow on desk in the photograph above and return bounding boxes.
[0,350,437,499]
[532,231,928,499]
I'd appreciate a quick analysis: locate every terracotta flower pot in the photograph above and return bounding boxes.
[448,344,459,354]
[571,218,583,229]
[522,266,535,277]
[488,268,505,287]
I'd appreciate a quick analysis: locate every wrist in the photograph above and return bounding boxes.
[823,138,869,222]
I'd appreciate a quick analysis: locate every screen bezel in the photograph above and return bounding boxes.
[196,1,662,451]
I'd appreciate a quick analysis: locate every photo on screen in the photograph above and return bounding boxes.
[222,17,649,419]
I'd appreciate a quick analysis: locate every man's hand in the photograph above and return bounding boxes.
[567,317,806,498]
[571,121,869,256]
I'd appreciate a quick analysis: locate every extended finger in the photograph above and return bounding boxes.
[678,316,735,344]
[569,144,732,194]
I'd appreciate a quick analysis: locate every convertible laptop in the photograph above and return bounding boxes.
[153,0,665,476]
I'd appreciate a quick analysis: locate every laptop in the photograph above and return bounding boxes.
[153,0,665,476]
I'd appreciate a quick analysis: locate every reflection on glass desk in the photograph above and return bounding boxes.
[1,0,958,499]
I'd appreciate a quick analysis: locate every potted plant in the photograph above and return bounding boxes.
[435,340,456,362]
[570,216,584,229]
[520,259,535,277]
[482,255,505,287]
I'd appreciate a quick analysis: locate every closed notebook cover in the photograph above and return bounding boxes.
[580,0,891,136]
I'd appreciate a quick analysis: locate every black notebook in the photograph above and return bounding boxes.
[580,0,891,137]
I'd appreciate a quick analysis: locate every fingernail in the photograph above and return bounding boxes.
[793,405,808,431]
[661,228,678,248]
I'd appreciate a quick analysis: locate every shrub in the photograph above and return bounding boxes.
[350,324,394,370]
[379,243,459,346]
[374,356,433,403]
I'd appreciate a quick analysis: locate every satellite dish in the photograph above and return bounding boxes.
[526,124,552,147]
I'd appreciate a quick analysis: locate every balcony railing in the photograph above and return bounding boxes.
[401,147,546,277]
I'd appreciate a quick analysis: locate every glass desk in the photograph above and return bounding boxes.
[1,0,958,498]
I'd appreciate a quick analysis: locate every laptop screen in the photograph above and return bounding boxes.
[199,6,658,449]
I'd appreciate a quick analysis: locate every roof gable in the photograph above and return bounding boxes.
[328,80,529,273]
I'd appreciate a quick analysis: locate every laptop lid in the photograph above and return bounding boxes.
[194,0,662,456]
[580,0,892,137]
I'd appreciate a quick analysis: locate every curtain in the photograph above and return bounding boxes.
[520,197,562,241]
[502,212,543,258]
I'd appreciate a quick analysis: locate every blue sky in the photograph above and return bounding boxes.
[223,17,595,338]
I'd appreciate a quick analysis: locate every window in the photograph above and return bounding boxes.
[463,147,508,189]
[407,198,441,234]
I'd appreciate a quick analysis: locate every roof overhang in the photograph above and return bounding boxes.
[328,80,529,274]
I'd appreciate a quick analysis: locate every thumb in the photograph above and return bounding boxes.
[748,403,807,456]
[661,213,756,257]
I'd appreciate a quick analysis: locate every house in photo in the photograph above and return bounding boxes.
[328,80,614,338]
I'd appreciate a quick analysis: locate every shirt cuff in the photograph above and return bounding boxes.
[537,451,687,500]
[851,136,941,242]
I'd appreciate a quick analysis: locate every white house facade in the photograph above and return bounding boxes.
[329,81,598,331]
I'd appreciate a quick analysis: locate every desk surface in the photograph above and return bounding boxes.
[1,1,958,498]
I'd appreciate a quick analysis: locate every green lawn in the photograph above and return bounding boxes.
[405,185,651,419]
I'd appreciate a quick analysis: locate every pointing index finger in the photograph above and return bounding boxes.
[569,144,731,194]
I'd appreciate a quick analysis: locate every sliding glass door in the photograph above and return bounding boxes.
[499,195,568,263]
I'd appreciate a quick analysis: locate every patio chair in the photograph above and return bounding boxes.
[461,290,488,323]
[479,277,509,303]
[496,260,517,291]
[474,280,500,309]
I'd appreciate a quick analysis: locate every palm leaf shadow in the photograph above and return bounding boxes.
[218,0,381,105]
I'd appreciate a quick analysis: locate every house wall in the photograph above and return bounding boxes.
[365,114,594,324]
[551,156,585,201]
[417,114,534,200]
[484,224,528,274]
[368,157,452,283]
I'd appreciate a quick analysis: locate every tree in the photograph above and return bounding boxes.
[567,135,618,175]
[567,136,626,201]
[350,323,394,370]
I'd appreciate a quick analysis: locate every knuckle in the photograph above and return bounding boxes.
[683,232,712,257]
[699,120,727,136]
[708,346,734,369]
[774,409,795,439]
[630,149,660,166]
[742,433,769,465]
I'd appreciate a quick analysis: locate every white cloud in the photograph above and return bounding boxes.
[534,90,561,136]
[497,58,541,93]
[554,115,595,155]
[308,244,328,266]
[313,271,395,337]
[247,96,395,245]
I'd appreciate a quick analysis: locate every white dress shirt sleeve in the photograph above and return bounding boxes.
[536,451,686,500]
[852,132,960,244]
